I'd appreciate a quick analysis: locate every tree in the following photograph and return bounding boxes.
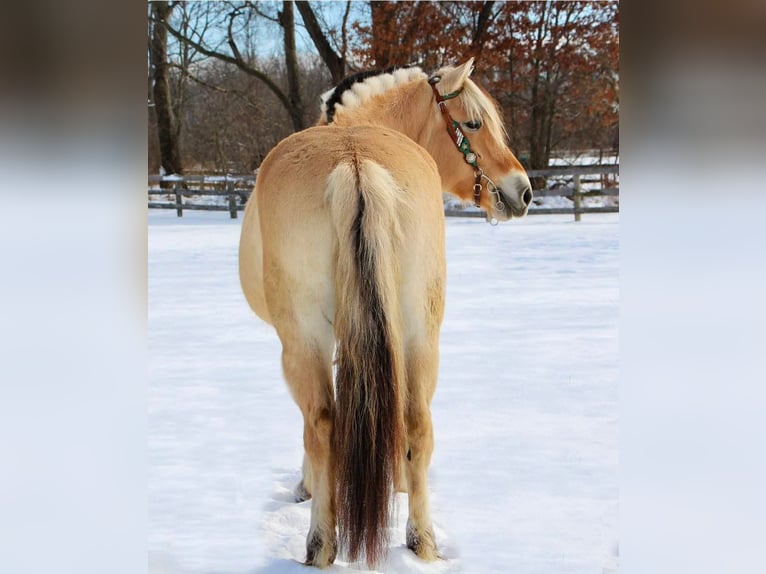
[149,1,183,176]
[361,1,454,69]
[295,1,350,83]
[278,1,304,130]
[152,1,307,131]
[470,1,498,57]
[489,2,619,176]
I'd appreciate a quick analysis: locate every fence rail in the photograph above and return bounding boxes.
[148,164,618,221]
[148,173,254,218]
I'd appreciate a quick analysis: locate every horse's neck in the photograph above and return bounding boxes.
[336,81,433,147]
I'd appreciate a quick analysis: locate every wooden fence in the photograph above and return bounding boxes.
[148,174,254,219]
[148,164,618,221]
[528,165,619,222]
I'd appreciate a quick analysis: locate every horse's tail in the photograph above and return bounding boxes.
[327,160,407,566]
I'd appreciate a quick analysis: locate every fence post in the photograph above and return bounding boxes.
[227,177,237,219]
[573,174,582,222]
[174,179,183,217]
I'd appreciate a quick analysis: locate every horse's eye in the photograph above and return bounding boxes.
[462,120,482,132]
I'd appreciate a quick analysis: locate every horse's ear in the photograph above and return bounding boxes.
[463,57,476,76]
[440,57,476,93]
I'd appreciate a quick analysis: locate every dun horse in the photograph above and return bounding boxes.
[239,59,531,568]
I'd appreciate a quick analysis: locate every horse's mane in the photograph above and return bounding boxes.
[320,64,427,123]
[320,62,508,145]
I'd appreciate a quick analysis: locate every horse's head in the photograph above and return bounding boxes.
[427,59,532,222]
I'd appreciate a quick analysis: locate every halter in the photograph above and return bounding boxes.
[428,75,505,223]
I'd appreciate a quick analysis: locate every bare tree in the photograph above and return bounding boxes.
[149,1,183,176]
[295,1,349,83]
[152,1,307,131]
[278,1,304,130]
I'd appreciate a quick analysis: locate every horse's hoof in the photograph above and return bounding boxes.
[305,529,337,568]
[406,519,439,561]
[294,479,312,503]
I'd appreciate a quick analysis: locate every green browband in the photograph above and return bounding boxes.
[439,89,463,101]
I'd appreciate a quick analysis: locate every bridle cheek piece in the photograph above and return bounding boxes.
[428,75,505,223]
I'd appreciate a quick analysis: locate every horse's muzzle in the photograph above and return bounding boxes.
[496,175,533,219]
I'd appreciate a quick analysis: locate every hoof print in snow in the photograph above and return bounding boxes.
[305,529,337,568]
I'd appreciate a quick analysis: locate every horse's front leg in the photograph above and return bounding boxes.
[403,344,440,562]
[281,338,337,568]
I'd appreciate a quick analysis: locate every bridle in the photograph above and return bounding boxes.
[428,75,506,222]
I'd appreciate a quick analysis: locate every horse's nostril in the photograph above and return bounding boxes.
[522,187,533,206]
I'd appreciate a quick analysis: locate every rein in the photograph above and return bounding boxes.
[428,76,505,222]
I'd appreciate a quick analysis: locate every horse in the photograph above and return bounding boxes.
[238,58,532,568]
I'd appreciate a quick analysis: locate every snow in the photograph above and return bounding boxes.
[149,210,619,573]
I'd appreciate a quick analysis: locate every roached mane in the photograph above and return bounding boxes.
[320,65,427,123]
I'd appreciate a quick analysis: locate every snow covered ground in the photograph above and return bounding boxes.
[149,210,619,574]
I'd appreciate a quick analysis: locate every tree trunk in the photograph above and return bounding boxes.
[528,62,547,189]
[279,1,305,131]
[526,1,551,189]
[150,1,183,177]
[543,83,556,167]
[370,1,394,68]
[295,1,346,83]
[471,1,495,56]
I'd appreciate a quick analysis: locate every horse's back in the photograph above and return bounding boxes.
[258,125,442,214]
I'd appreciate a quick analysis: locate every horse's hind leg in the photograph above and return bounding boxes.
[403,342,440,561]
[280,328,337,567]
[294,454,313,502]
